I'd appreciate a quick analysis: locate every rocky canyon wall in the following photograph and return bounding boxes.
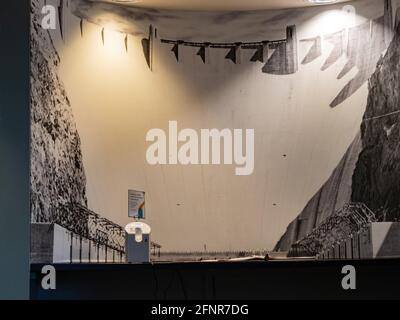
[30,0,87,223]
[275,13,400,251]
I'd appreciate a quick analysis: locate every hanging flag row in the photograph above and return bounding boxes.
[160,25,298,74]
[55,0,155,71]
[160,38,287,64]
[55,0,297,74]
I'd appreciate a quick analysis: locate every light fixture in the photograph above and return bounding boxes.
[307,0,338,4]
[134,227,143,243]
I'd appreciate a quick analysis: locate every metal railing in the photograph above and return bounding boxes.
[50,203,162,262]
[51,203,126,254]
[289,203,377,257]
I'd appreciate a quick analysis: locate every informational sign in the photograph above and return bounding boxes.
[128,190,145,219]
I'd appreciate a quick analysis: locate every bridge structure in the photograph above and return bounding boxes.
[289,203,377,257]
[51,203,161,262]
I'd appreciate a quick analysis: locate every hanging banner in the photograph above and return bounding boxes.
[128,190,146,219]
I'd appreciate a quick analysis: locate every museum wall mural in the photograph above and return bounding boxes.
[31,0,400,262]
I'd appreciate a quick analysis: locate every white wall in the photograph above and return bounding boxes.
[42,0,398,251]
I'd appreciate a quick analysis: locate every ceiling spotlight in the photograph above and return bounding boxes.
[307,0,338,4]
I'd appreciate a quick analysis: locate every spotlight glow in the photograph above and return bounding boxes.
[307,0,338,4]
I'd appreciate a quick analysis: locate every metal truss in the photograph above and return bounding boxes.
[51,203,126,253]
[51,203,162,256]
[290,203,377,257]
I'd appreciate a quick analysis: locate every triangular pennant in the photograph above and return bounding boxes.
[58,0,64,40]
[141,25,154,70]
[196,46,206,63]
[172,43,180,61]
[142,38,151,67]
[80,19,83,38]
[321,31,343,70]
[301,36,322,65]
[225,44,241,64]
[225,47,236,63]
[250,45,264,63]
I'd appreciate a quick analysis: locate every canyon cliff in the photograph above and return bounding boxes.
[275,14,400,251]
[30,0,87,223]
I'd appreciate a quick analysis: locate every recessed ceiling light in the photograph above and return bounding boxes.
[307,0,338,4]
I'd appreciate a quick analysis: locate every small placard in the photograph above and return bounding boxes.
[128,190,145,219]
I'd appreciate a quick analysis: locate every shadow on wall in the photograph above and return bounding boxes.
[376,223,400,258]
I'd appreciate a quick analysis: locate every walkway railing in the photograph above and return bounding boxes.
[50,203,161,263]
[289,203,377,257]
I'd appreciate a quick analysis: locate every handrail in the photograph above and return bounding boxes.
[289,202,377,257]
[51,203,162,254]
